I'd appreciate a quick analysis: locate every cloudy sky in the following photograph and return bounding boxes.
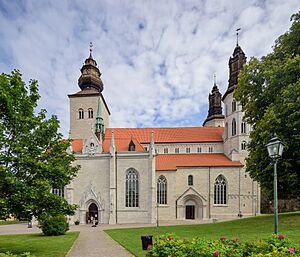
[0,0,299,137]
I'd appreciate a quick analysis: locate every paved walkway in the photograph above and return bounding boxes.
[67,225,133,257]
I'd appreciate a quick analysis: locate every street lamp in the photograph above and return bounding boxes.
[266,134,284,234]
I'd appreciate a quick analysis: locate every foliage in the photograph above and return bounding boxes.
[39,215,69,236]
[234,11,300,199]
[0,70,79,221]
[146,234,300,257]
[0,232,79,257]
[0,252,33,257]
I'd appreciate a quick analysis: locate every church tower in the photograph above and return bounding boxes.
[203,75,224,127]
[222,39,249,163]
[68,43,110,140]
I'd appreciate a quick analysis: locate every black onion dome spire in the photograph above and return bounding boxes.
[78,42,104,92]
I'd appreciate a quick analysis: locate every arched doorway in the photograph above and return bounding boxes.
[185,199,196,219]
[86,203,98,224]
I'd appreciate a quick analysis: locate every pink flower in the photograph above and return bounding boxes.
[289,247,295,253]
[147,244,151,251]
[169,237,174,240]
[162,238,166,241]
[219,237,226,241]
[278,234,285,239]
[214,251,219,257]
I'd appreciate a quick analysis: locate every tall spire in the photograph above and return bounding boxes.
[236,28,241,46]
[89,42,93,58]
[95,94,105,138]
[78,43,104,92]
[222,32,247,101]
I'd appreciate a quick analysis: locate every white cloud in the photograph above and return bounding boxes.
[0,0,299,136]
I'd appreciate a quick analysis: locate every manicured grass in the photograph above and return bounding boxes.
[0,232,79,257]
[105,212,300,257]
[0,220,26,226]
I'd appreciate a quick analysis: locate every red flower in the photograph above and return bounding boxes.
[289,247,295,253]
[219,237,226,241]
[278,234,285,239]
[162,238,166,241]
[214,251,219,257]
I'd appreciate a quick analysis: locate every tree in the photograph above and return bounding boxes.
[0,70,79,221]
[235,11,300,199]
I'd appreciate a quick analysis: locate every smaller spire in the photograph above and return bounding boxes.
[236,28,241,46]
[89,42,93,58]
[95,94,105,138]
[213,73,217,85]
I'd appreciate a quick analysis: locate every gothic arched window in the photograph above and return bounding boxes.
[78,108,84,119]
[232,119,237,136]
[225,122,228,139]
[157,175,167,204]
[241,141,247,150]
[232,99,237,112]
[125,169,139,207]
[214,175,227,205]
[241,122,246,134]
[188,175,193,186]
[88,108,93,119]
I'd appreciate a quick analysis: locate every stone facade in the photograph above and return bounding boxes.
[64,43,260,225]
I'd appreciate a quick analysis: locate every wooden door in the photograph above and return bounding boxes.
[186,205,195,219]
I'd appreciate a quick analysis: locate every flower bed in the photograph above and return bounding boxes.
[146,234,299,256]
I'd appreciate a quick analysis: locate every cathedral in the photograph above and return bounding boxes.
[63,42,260,224]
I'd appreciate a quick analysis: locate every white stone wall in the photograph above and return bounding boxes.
[203,118,224,127]
[70,155,111,224]
[69,95,110,140]
[115,153,154,224]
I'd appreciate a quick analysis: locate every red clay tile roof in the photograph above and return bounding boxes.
[102,138,145,152]
[72,127,224,154]
[156,154,243,170]
[104,127,224,144]
[72,139,84,153]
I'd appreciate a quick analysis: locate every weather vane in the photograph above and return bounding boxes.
[89,42,93,57]
[236,28,241,46]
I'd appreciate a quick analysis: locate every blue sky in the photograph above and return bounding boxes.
[0,0,299,137]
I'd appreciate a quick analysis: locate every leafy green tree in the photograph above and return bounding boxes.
[0,70,79,221]
[235,11,300,199]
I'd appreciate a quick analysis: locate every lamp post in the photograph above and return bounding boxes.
[266,134,284,234]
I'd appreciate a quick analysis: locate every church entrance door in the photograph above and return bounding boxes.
[185,205,195,219]
[87,203,98,224]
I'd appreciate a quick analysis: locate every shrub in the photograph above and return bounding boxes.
[146,234,300,257]
[74,220,80,225]
[0,252,34,257]
[39,215,69,236]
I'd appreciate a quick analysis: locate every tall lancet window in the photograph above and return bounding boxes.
[157,175,167,204]
[78,108,84,119]
[232,119,237,136]
[88,108,93,119]
[125,169,139,207]
[214,175,227,205]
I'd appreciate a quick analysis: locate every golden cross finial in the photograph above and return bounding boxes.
[236,28,241,46]
[89,42,93,57]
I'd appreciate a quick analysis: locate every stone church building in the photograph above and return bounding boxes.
[63,42,260,224]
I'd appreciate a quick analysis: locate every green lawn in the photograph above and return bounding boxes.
[105,212,300,257]
[0,232,79,257]
[0,220,26,226]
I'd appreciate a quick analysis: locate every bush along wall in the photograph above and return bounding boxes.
[39,215,69,236]
[146,234,299,257]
